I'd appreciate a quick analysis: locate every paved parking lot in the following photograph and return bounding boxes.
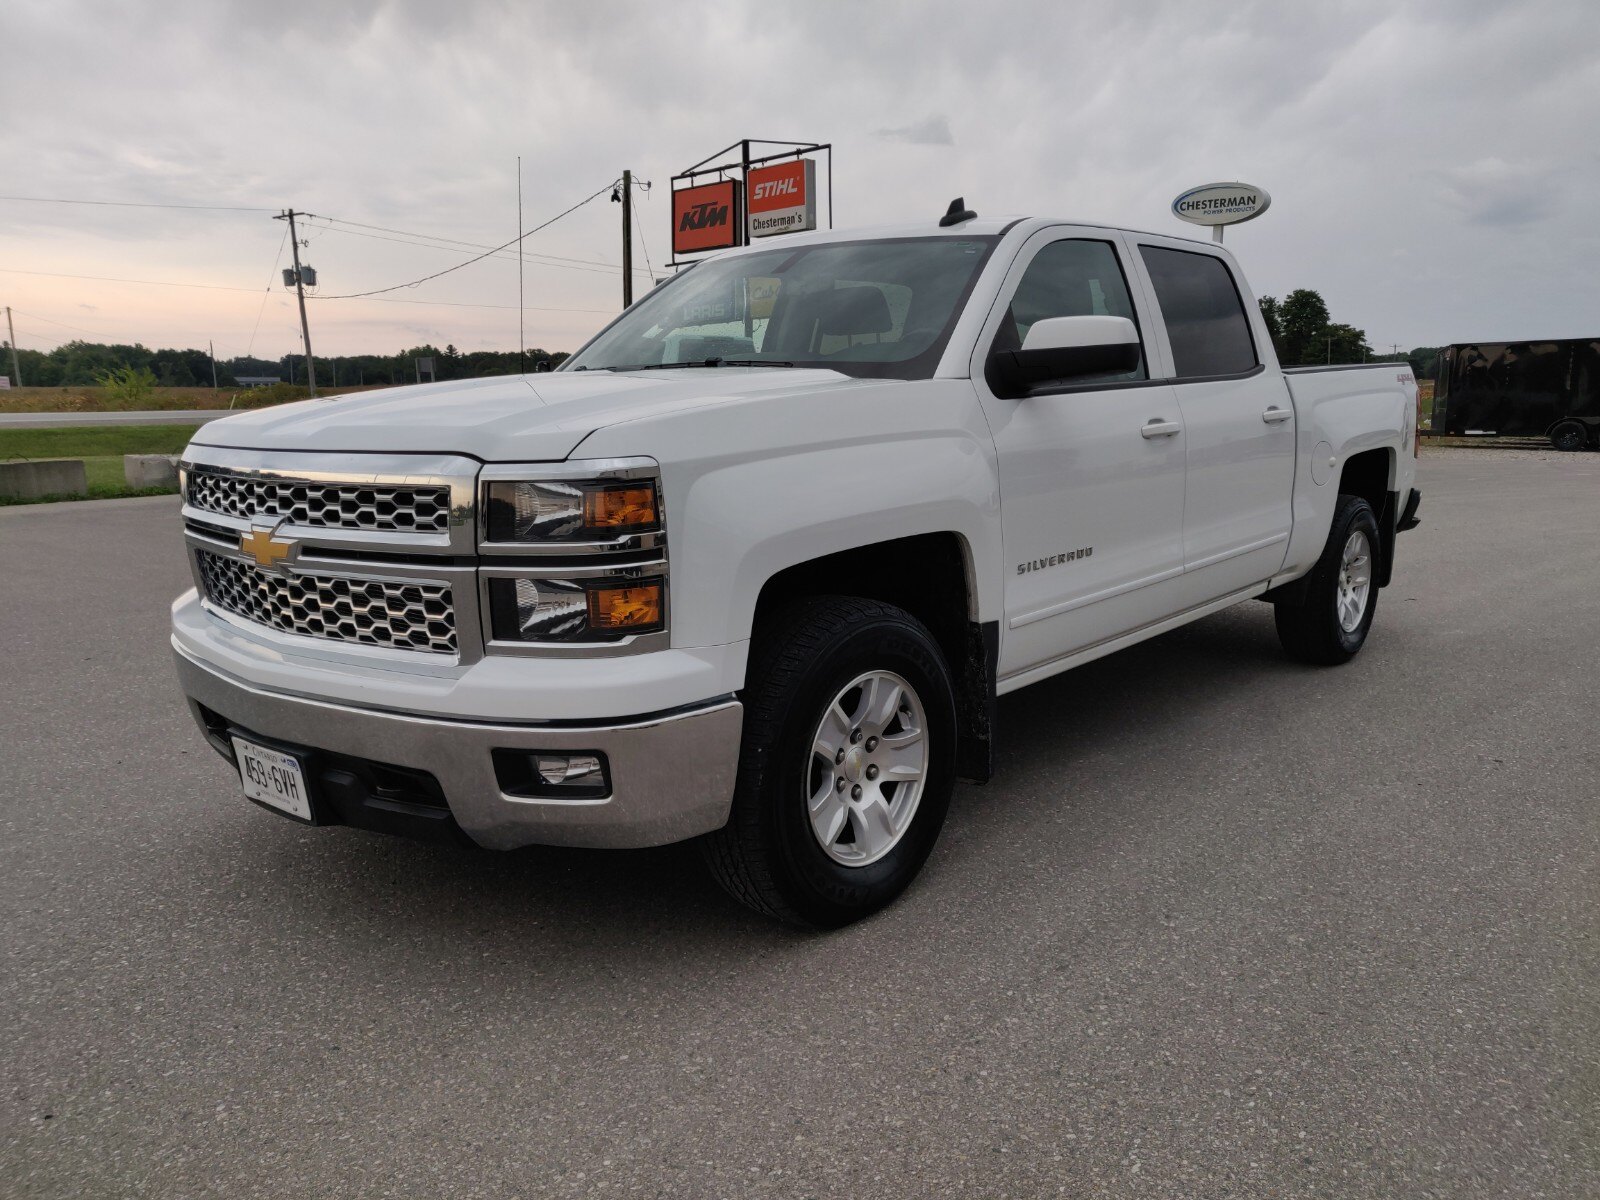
[3,449,1597,1199]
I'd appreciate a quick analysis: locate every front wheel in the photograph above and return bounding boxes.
[1274,494,1381,666]
[700,596,957,927]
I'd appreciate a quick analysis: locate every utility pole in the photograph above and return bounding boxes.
[4,306,20,387]
[621,169,634,308]
[208,339,218,389]
[276,209,317,397]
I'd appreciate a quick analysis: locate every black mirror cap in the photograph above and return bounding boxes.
[986,340,1141,398]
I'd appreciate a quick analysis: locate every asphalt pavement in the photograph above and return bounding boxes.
[3,449,1597,1198]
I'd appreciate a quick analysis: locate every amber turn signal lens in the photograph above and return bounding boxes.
[582,484,658,531]
[586,581,664,632]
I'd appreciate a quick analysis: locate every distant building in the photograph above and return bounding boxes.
[234,375,283,388]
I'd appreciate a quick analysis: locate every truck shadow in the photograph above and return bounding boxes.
[979,601,1290,786]
[240,602,1304,948]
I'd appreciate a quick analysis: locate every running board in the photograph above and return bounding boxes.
[996,583,1268,696]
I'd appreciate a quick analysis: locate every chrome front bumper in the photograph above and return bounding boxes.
[174,645,743,850]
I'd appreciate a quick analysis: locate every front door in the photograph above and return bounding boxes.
[972,231,1189,681]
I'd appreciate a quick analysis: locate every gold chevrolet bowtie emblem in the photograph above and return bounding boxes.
[241,528,293,569]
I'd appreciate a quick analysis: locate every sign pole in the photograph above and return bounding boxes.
[740,140,751,247]
[1213,226,1224,244]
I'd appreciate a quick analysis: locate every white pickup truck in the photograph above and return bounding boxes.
[172,204,1421,926]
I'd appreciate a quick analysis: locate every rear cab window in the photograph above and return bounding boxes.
[1138,245,1259,379]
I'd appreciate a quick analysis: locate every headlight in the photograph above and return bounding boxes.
[478,462,667,651]
[485,479,661,543]
[485,575,666,644]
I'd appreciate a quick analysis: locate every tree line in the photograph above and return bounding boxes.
[3,340,570,389]
[1257,289,1440,380]
[6,295,1444,389]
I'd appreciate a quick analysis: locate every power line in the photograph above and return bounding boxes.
[246,224,292,358]
[0,267,263,292]
[0,194,276,213]
[354,296,614,314]
[309,214,639,272]
[634,180,655,283]
[310,185,614,300]
[306,221,626,278]
[7,308,108,337]
[7,308,264,358]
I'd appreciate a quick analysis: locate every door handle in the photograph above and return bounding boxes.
[1262,406,1293,424]
[1141,418,1182,439]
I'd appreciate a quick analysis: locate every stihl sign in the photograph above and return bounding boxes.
[671,180,741,255]
[748,158,817,239]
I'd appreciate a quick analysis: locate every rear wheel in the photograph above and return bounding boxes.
[1550,420,1589,452]
[700,596,956,927]
[1274,494,1381,665]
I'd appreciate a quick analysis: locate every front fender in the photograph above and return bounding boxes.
[576,380,1003,655]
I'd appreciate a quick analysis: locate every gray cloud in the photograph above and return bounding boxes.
[876,117,954,146]
[1,0,1596,356]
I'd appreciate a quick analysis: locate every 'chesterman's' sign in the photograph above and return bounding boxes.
[1171,182,1271,227]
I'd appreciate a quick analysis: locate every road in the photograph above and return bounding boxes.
[3,450,1596,1198]
[0,410,228,428]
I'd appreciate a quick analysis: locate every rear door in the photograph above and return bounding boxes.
[971,228,1189,680]
[1132,240,1295,598]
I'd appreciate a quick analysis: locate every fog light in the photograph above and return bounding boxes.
[537,754,604,787]
[492,748,611,799]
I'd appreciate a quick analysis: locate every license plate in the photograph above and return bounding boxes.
[232,736,312,821]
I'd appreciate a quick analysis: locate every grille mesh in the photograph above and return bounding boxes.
[197,550,457,655]
[187,467,451,534]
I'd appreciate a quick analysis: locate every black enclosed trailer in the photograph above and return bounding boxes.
[1430,339,1600,450]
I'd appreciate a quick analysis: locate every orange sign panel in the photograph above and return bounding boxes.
[747,158,817,238]
[671,180,741,255]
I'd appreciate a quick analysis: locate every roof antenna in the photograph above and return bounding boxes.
[939,197,977,227]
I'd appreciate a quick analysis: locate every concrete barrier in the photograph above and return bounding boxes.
[124,454,181,488]
[0,459,88,500]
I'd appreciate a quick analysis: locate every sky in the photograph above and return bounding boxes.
[3,0,1597,363]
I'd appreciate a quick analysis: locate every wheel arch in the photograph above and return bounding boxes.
[1338,447,1398,587]
[750,532,997,784]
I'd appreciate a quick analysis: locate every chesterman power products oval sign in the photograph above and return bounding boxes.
[1171,182,1272,227]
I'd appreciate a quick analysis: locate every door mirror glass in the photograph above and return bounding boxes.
[989,315,1141,397]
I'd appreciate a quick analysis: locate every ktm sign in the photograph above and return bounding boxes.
[671,180,741,255]
[748,158,817,239]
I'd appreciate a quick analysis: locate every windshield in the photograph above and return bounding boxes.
[563,236,999,379]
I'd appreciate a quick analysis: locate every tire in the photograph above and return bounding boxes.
[1274,494,1381,666]
[1550,420,1588,452]
[700,596,958,928]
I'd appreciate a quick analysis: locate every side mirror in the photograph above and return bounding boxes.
[987,315,1141,398]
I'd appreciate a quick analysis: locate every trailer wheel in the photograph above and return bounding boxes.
[1274,494,1381,666]
[1550,420,1589,452]
[699,596,957,928]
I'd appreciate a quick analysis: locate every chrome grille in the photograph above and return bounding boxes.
[196,550,457,655]
[187,467,451,533]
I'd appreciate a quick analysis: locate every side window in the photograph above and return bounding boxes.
[1138,246,1258,378]
[995,239,1146,382]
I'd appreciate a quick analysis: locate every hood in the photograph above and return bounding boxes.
[190,369,865,462]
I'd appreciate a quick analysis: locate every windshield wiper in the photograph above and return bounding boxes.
[608,357,797,371]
